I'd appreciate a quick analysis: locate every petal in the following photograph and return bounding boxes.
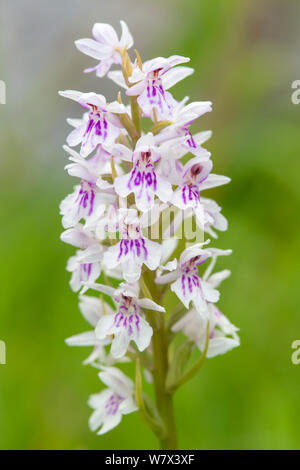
[137,298,165,312]
[119,20,134,48]
[193,130,213,146]
[110,143,132,161]
[86,282,115,297]
[207,269,231,288]
[107,101,127,114]
[58,89,83,102]
[143,239,162,271]
[199,174,231,191]
[60,225,94,250]
[95,314,115,340]
[92,23,118,45]
[205,337,240,358]
[66,123,86,147]
[97,412,122,435]
[156,175,173,204]
[160,238,178,264]
[119,396,138,414]
[201,281,220,303]
[133,317,153,352]
[99,366,133,395]
[162,66,194,90]
[75,38,110,60]
[155,270,178,285]
[111,330,130,358]
[122,256,142,283]
[126,81,146,96]
[88,389,111,410]
[108,70,128,89]
[114,174,132,198]
[65,330,100,346]
[103,243,122,270]
[79,295,104,326]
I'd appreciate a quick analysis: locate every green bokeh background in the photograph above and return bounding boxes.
[1,0,300,449]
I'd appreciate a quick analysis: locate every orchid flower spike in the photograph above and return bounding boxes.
[59,20,237,445]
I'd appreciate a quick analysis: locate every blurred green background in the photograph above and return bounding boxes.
[1,0,300,450]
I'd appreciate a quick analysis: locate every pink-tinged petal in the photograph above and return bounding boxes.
[119,20,134,48]
[75,38,110,60]
[162,66,194,90]
[92,23,118,45]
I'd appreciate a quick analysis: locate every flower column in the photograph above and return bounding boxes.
[59,21,239,449]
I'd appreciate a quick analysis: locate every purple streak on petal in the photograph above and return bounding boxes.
[141,237,148,259]
[182,186,187,205]
[128,315,133,336]
[135,314,140,332]
[88,189,95,215]
[135,239,141,257]
[188,276,193,293]
[181,274,186,297]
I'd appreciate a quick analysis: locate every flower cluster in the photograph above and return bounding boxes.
[59,21,239,441]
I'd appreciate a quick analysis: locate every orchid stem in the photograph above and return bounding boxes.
[143,271,178,450]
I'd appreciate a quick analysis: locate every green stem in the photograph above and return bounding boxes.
[141,272,178,450]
